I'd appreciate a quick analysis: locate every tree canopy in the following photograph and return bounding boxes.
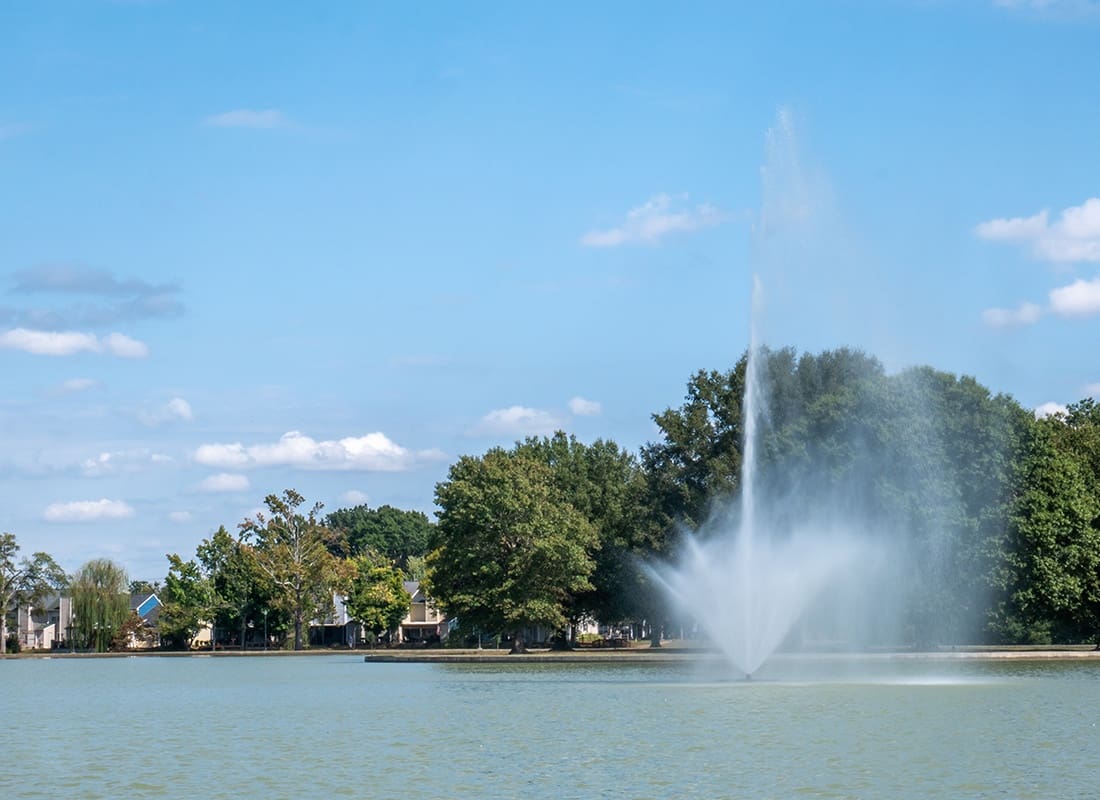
[326,504,434,569]
[427,449,597,651]
[240,490,350,650]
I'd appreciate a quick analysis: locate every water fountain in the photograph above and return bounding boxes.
[652,278,866,678]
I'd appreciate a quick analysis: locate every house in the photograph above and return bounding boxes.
[12,594,73,650]
[127,592,163,648]
[318,582,449,647]
[310,593,359,647]
[395,581,447,644]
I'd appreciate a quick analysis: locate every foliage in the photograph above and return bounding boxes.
[997,416,1100,644]
[240,489,350,650]
[0,532,68,651]
[326,504,434,569]
[111,611,155,651]
[346,559,410,640]
[195,526,284,648]
[71,558,129,653]
[158,554,213,649]
[427,449,597,652]
[642,347,1031,646]
[514,433,650,629]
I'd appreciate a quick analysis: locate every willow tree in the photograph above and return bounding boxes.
[71,558,129,652]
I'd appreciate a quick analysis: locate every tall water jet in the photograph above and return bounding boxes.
[652,277,865,677]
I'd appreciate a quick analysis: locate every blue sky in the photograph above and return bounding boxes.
[3,0,1099,580]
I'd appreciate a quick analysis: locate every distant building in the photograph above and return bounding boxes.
[396,581,447,644]
[13,594,72,650]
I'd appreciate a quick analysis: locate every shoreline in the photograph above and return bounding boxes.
[6,644,1099,662]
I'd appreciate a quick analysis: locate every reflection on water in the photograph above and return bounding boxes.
[2,655,1098,799]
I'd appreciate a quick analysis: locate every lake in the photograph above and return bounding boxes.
[2,654,1098,799]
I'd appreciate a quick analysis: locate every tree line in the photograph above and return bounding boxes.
[5,346,1100,653]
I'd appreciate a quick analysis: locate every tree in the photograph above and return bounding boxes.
[71,559,129,653]
[346,558,410,644]
[998,416,1100,644]
[195,526,279,649]
[326,505,434,569]
[240,490,348,650]
[514,433,650,634]
[427,450,597,652]
[158,554,213,649]
[1,533,68,652]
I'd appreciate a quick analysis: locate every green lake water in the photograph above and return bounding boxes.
[2,655,1098,799]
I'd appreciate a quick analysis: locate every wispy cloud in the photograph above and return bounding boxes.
[6,265,184,327]
[81,449,172,477]
[568,396,602,416]
[339,489,369,506]
[44,498,134,522]
[981,302,1042,329]
[992,0,1100,17]
[1034,401,1068,419]
[203,109,289,129]
[198,473,250,493]
[471,406,566,437]
[0,122,32,141]
[581,193,727,247]
[60,377,97,393]
[975,198,1100,263]
[168,510,192,523]
[194,430,444,471]
[139,397,194,426]
[0,328,149,357]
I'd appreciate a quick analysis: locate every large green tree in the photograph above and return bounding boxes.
[240,490,349,650]
[158,554,213,649]
[514,433,649,633]
[346,557,410,644]
[427,449,597,652]
[71,558,129,653]
[326,504,434,569]
[1,533,68,652]
[195,526,282,648]
[997,414,1100,644]
[642,347,1028,647]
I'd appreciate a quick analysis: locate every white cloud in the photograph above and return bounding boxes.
[104,332,149,358]
[44,498,134,522]
[981,302,1042,329]
[168,511,192,523]
[0,328,100,355]
[975,198,1100,263]
[1083,382,1100,397]
[1049,277,1100,317]
[0,327,148,357]
[165,398,193,420]
[198,473,250,493]
[581,193,726,247]
[568,396,602,416]
[193,430,441,471]
[140,397,194,425]
[81,449,172,477]
[203,109,288,129]
[339,490,369,506]
[1034,401,1069,419]
[472,406,565,437]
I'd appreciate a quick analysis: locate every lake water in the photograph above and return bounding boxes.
[3,654,1098,799]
